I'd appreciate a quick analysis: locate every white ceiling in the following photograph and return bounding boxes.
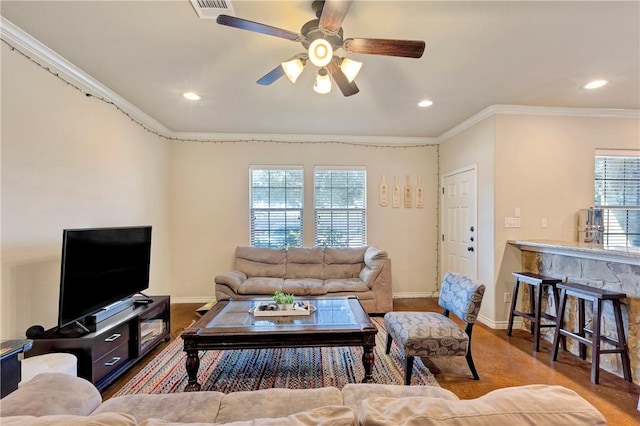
[1,0,639,140]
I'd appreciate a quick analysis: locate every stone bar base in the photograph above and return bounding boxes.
[519,250,639,383]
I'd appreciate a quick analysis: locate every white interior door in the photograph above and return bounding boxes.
[441,167,477,279]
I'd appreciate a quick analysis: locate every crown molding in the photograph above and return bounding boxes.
[438,104,640,143]
[1,16,170,135]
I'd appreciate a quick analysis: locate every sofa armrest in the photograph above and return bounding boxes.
[359,246,389,288]
[0,373,101,417]
[215,270,247,293]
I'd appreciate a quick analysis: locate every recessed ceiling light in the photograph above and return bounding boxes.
[583,80,609,90]
[182,92,201,101]
[418,100,433,108]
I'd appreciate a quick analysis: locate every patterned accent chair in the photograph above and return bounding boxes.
[384,271,486,384]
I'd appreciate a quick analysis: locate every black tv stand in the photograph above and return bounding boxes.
[27,295,170,391]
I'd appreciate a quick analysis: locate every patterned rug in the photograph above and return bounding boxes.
[114,317,439,395]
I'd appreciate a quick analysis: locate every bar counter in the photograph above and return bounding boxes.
[509,239,640,266]
[508,239,639,384]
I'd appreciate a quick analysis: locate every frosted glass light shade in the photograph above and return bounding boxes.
[340,58,362,83]
[308,39,333,67]
[282,58,305,83]
[313,68,332,94]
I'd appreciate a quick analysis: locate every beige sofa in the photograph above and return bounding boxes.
[0,373,606,425]
[214,246,393,314]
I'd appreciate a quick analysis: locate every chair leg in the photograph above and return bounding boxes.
[385,334,393,354]
[551,288,568,361]
[612,300,633,382]
[466,351,480,380]
[404,356,414,385]
[507,278,520,336]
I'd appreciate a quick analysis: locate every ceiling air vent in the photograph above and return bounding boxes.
[190,0,235,19]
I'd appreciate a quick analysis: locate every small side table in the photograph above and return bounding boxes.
[1,339,33,398]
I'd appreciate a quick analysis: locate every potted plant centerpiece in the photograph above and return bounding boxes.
[273,290,295,311]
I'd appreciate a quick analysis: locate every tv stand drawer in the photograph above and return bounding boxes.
[93,323,130,359]
[92,343,130,383]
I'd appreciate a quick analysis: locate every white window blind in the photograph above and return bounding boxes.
[250,166,303,248]
[314,167,366,247]
[594,150,640,248]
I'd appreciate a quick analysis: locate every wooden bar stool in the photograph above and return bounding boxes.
[507,272,562,352]
[551,282,632,384]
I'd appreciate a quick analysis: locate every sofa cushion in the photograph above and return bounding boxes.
[286,247,325,279]
[324,247,366,279]
[92,391,224,423]
[0,413,136,426]
[341,383,458,413]
[283,278,327,295]
[324,278,370,293]
[138,406,356,426]
[237,277,284,295]
[356,385,606,425]
[0,373,101,417]
[234,246,286,278]
[214,387,344,423]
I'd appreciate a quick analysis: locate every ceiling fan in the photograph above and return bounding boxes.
[216,0,426,97]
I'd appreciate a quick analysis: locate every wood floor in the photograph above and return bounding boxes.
[102,298,640,424]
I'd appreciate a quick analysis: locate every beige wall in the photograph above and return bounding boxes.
[493,114,640,325]
[169,141,440,301]
[1,44,171,339]
[440,112,639,327]
[438,117,496,323]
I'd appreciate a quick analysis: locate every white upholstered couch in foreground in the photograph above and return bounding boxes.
[214,245,393,314]
[0,373,606,425]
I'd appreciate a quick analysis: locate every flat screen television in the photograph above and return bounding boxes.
[57,226,152,330]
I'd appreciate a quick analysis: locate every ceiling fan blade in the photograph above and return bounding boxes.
[344,38,426,58]
[326,59,359,97]
[257,65,285,85]
[216,14,299,41]
[319,0,353,33]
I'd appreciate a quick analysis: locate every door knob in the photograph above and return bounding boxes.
[470,226,475,232]
[467,247,474,252]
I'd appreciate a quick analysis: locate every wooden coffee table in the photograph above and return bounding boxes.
[181,296,377,391]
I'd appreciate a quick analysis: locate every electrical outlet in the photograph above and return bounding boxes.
[504,292,512,303]
[541,217,548,228]
[504,217,521,228]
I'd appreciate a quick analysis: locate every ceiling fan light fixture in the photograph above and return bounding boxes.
[313,68,332,94]
[340,58,362,83]
[282,58,305,83]
[308,38,333,67]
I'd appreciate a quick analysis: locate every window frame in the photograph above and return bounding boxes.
[594,149,640,248]
[313,166,367,248]
[249,165,304,248]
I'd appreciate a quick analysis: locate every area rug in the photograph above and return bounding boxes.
[114,317,439,395]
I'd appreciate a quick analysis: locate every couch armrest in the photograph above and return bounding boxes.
[359,246,389,287]
[214,270,247,293]
[0,373,101,417]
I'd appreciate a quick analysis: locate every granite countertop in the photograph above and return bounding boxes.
[508,239,640,265]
